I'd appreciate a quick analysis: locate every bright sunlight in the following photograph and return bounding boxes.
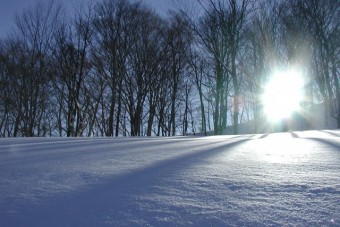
[262,70,304,122]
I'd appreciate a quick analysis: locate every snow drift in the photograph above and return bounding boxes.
[0,131,339,226]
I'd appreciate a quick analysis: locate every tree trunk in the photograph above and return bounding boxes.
[115,79,123,137]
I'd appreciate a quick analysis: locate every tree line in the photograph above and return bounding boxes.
[0,0,339,137]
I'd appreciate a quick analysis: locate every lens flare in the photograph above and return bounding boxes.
[262,70,304,122]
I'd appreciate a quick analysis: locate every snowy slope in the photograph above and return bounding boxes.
[0,131,339,226]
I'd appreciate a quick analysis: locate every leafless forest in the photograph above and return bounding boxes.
[0,0,339,137]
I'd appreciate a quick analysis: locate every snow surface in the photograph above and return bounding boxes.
[0,131,339,226]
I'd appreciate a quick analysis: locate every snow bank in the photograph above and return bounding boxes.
[0,132,339,226]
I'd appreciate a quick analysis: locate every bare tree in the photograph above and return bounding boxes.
[0,40,20,137]
[10,0,62,136]
[187,48,208,135]
[166,13,193,136]
[93,0,130,137]
[241,1,280,132]
[281,0,339,127]
[195,0,251,134]
[297,0,339,127]
[118,2,165,136]
[52,2,94,137]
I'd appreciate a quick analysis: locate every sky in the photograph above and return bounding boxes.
[0,0,175,39]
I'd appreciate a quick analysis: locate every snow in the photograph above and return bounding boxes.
[0,131,339,226]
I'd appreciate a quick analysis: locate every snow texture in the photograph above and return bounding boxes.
[0,131,339,226]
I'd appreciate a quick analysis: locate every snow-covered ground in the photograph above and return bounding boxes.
[1,131,339,226]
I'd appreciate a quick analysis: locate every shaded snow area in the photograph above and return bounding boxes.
[1,131,339,226]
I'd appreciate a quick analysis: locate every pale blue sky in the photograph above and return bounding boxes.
[0,0,176,38]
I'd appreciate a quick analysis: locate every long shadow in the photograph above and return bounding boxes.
[290,131,339,152]
[320,130,340,137]
[290,132,299,138]
[0,138,209,162]
[259,133,269,139]
[306,137,340,152]
[0,136,199,151]
[1,137,250,226]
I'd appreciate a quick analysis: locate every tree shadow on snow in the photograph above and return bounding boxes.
[306,137,340,152]
[320,130,340,137]
[2,136,251,227]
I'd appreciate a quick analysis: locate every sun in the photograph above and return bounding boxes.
[262,70,304,122]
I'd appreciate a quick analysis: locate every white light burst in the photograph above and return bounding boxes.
[262,70,304,122]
